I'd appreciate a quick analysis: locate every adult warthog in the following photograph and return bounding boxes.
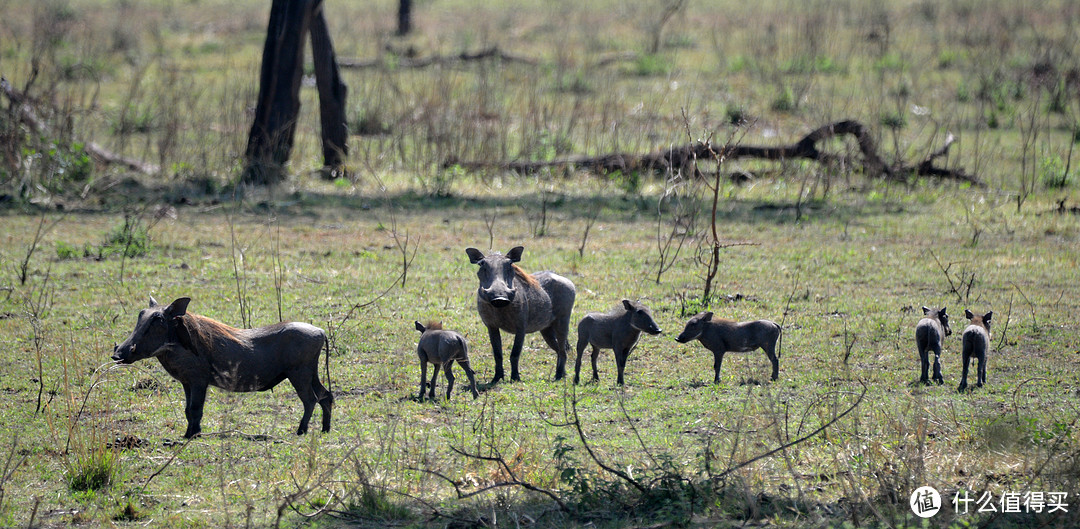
[112,296,333,438]
[915,306,951,385]
[574,299,662,385]
[415,321,479,401]
[675,312,782,384]
[465,246,576,384]
[957,309,992,393]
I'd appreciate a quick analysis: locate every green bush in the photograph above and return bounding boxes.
[771,85,796,112]
[55,241,91,260]
[1040,155,1072,189]
[102,216,151,258]
[880,110,907,130]
[631,54,671,77]
[66,445,118,492]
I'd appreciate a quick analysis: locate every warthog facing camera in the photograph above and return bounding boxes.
[465,246,576,383]
[915,306,951,385]
[675,312,782,383]
[415,321,479,401]
[574,299,662,385]
[112,296,333,438]
[957,309,992,393]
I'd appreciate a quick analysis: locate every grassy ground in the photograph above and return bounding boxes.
[1,1,1080,528]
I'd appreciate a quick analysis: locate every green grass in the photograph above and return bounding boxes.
[1,180,1077,527]
[1,0,1080,527]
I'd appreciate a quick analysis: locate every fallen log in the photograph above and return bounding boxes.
[444,120,981,186]
[2,77,160,175]
[340,46,538,69]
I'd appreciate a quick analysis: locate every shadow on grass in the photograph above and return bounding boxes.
[1,176,912,229]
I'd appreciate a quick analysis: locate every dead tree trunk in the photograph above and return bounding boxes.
[243,0,348,185]
[397,0,412,36]
[310,8,348,176]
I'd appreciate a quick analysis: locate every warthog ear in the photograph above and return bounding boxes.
[415,321,426,333]
[983,311,993,323]
[622,299,634,311]
[149,295,159,308]
[165,297,191,317]
[465,247,486,264]
[939,307,948,317]
[506,246,524,262]
[922,306,931,315]
[702,311,714,321]
[964,309,974,320]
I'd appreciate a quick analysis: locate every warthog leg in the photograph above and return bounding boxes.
[486,325,504,385]
[291,374,319,435]
[183,383,207,439]
[958,350,972,393]
[457,359,479,399]
[443,360,456,400]
[932,350,944,385]
[764,344,780,382]
[428,362,441,400]
[509,330,526,382]
[919,348,931,385]
[418,359,429,401]
[540,326,569,381]
[712,350,725,384]
[614,346,629,386]
[313,375,333,432]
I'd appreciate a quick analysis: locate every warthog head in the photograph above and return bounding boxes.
[922,306,952,336]
[465,246,526,308]
[675,311,712,343]
[113,296,190,364]
[964,309,992,331]
[624,299,662,335]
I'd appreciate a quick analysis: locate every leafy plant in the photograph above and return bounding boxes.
[1040,154,1072,189]
[66,444,118,492]
[631,54,672,77]
[102,216,151,258]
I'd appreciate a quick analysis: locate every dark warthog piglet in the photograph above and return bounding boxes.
[675,312,782,383]
[415,321,479,401]
[574,299,662,385]
[957,309,992,393]
[465,246,576,384]
[112,296,333,438]
[915,306,951,385]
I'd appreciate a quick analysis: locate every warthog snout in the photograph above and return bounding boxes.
[112,343,133,363]
[485,288,515,308]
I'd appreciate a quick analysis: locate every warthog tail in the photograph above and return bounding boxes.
[323,335,332,394]
[776,322,783,359]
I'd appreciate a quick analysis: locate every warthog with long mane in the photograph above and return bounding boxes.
[465,246,576,383]
[112,296,333,438]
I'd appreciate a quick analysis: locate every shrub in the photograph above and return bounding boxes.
[66,444,118,492]
[102,216,151,258]
[631,54,672,77]
[55,241,92,260]
[771,85,796,112]
[1040,155,1072,189]
[880,110,907,130]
